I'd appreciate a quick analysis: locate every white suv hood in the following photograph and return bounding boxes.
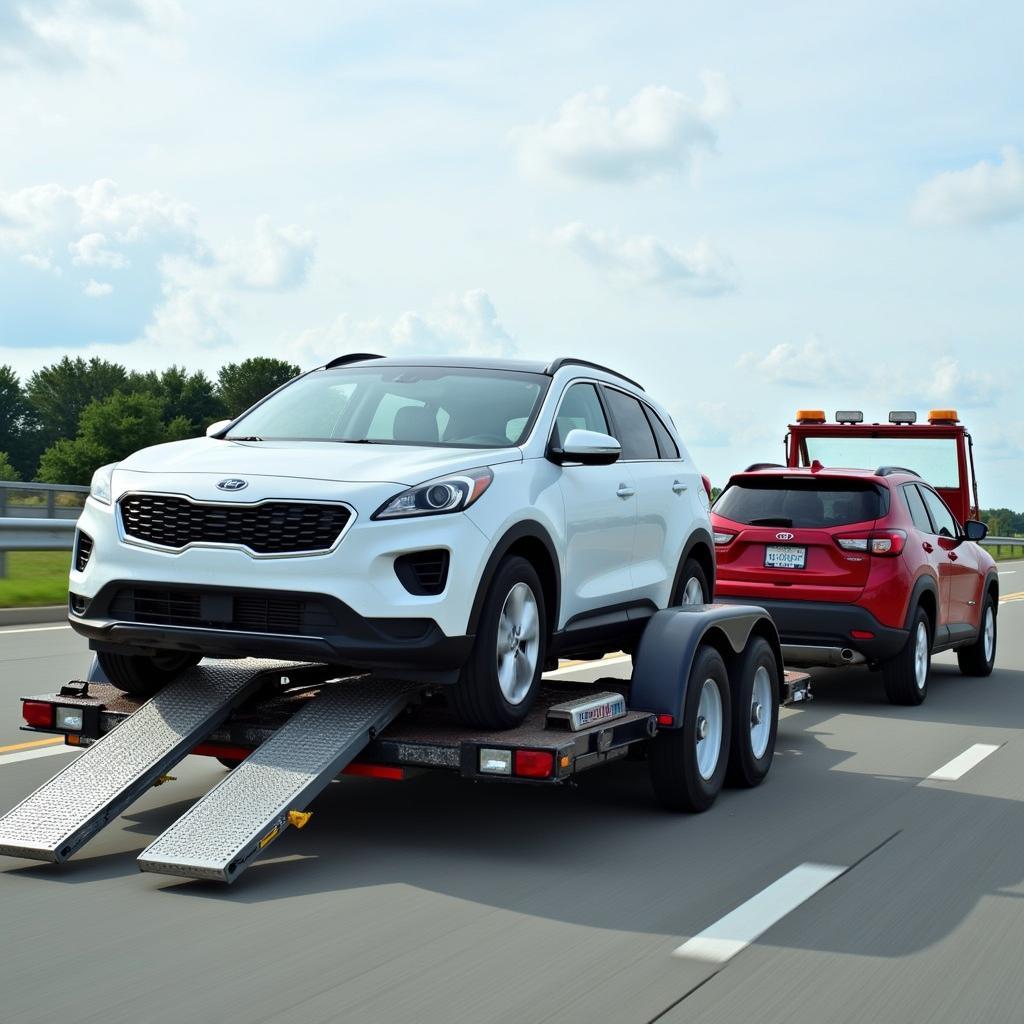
[116,436,521,487]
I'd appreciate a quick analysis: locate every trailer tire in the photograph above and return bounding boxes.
[649,645,731,812]
[97,650,201,697]
[957,592,997,677]
[450,555,547,729]
[882,607,930,705]
[726,636,779,788]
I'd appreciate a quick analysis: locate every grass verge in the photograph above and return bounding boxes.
[0,550,70,608]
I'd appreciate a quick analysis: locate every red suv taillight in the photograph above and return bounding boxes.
[835,529,906,557]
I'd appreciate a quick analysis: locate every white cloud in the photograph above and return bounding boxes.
[737,337,855,388]
[0,0,181,71]
[512,74,733,184]
[0,178,315,351]
[921,355,1001,407]
[551,222,736,296]
[287,290,516,369]
[912,146,1024,227]
[222,216,316,291]
[83,277,112,297]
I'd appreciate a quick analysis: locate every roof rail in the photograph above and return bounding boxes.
[544,358,644,391]
[745,462,784,472]
[875,466,921,478]
[324,353,384,369]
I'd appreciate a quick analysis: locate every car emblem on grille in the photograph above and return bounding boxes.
[776,531,794,540]
[216,478,248,491]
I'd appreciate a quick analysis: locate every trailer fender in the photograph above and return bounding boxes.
[630,605,782,726]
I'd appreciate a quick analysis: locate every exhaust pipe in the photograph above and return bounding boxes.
[782,644,867,668]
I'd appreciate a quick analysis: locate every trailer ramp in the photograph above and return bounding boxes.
[138,679,415,883]
[0,661,290,863]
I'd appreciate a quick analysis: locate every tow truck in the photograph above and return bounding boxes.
[0,606,809,885]
[784,407,980,525]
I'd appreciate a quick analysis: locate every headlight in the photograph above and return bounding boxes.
[89,463,117,505]
[373,467,494,520]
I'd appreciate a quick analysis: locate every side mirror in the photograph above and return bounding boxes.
[550,428,621,466]
[963,519,988,542]
[206,419,233,438]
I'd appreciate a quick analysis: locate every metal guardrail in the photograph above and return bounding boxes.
[0,481,88,522]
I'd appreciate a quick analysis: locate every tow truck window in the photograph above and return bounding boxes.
[714,479,883,528]
[802,437,960,488]
[920,487,960,536]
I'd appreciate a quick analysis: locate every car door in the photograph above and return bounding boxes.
[600,386,682,606]
[551,382,638,627]
[920,485,982,637]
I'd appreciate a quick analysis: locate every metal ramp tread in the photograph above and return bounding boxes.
[0,661,287,863]
[137,679,416,883]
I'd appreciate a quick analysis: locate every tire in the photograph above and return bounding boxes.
[450,555,548,729]
[97,649,202,697]
[649,645,731,812]
[673,557,710,606]
[882,607,931,705]
[726,636,779,788]
[957,592,997,677]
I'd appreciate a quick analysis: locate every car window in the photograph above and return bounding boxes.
[643,404,680,459]
[551,383,608,448]
[902,484,934,534]
[920,487,959,538]
[713,479,882,528]
[602,388,659,461]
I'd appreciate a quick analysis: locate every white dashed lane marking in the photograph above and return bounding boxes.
[924,743,1002,783]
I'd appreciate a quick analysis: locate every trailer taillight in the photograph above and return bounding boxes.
[23,701,53,728]
[513,750,555,779]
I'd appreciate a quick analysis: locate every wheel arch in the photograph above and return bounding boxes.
[631,604,779,724]
[467,521,561,638]
[906,574,939,634]
[670,528,716,602]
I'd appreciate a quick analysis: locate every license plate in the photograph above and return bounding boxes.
[764,545,806,569]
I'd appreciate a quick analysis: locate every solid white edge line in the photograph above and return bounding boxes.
[544,654,632,679]
[925,743,1001,782]
[0,743,82,767]
[672,862,846,963]
[0,624,72,636]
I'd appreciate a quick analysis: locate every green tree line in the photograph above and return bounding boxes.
[0,356,299,485]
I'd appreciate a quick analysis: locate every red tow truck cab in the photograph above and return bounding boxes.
[785,408,979,527]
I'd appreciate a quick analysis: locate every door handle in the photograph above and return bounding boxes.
[922,542,933,553]
[616,484,636,499]
[672,480,687,494]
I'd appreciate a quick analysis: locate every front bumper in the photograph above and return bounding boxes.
[71,581,473,682]
[714,597,908,665]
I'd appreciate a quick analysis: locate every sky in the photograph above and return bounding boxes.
[0,0,1022,505]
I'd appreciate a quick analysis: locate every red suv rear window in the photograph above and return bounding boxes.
[714,479,884,528]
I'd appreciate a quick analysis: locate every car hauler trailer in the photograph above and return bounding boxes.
[0,605,809,885]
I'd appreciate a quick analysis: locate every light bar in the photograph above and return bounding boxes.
[889,411,917,424]
[835,410,863,424]
[928,408,959,424]
[795,409,826,424]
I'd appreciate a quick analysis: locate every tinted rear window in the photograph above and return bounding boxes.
[714,479,883,528]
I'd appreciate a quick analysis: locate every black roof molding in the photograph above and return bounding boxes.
[544,358,644,391]
[744,462,784,472]
[876,466,921,478]
[324,353,384,369]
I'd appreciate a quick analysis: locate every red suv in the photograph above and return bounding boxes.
[711,465,999,704]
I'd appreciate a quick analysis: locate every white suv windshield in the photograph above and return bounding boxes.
[225,365,548,448]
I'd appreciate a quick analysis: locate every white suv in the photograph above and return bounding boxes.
[69,355,715,727]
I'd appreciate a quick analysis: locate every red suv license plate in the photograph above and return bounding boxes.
[764,545,806,569]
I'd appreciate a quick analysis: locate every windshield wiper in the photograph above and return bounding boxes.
[228,435,264,442]
[333,438,385,444]
[749,516,793,526]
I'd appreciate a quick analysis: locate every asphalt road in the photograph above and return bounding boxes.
[1,562,1023,1024]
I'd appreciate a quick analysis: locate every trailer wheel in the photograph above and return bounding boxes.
[726,636,779,788]
[450,555,547,729]
[649,645,731,812]
[97,650,201,697]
